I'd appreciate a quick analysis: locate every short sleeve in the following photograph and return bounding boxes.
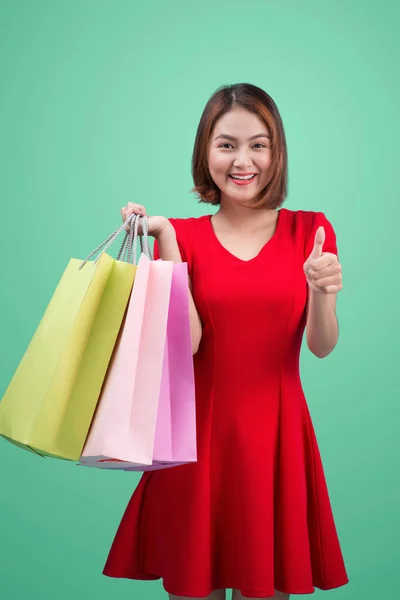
[152,218,188,264]
[304,211,339,260]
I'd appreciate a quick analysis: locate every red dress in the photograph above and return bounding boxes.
[103,208,349,598]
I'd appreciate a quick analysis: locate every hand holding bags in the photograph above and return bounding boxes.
[0,215,139,460]
[80,215,197,470]
[0,212,197,470]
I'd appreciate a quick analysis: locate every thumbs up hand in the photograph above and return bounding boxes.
[303,226,343,294]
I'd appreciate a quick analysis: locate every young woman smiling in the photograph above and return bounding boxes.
[102,83,349,600]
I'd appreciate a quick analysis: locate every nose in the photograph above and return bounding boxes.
[232,148,254,169]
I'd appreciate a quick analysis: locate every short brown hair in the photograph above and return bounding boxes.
[190,83,288,209]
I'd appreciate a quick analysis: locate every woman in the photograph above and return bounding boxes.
[102,83,349,599]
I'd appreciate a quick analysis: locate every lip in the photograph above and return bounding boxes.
[228,174,257,186]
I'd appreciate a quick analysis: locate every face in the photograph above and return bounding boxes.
[207,107,272,207]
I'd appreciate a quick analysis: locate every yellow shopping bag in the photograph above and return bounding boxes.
[0,215,142,461]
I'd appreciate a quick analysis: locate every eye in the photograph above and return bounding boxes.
[218,143,267,149]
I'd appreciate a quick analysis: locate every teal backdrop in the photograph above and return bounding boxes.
[0,0,398,598]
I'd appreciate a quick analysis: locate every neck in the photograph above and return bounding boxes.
[214,199,277,230]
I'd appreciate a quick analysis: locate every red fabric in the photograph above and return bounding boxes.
[103,208,349,598]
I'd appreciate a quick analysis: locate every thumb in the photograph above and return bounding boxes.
[308,226,325,260]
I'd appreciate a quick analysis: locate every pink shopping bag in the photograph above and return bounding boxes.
[81,261,197,471]
[80,253,173,466]
[127,261,197,470]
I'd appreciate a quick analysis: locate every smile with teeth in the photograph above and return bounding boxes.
[229,174,256,180]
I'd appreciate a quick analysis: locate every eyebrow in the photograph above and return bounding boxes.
[214,133,270,141]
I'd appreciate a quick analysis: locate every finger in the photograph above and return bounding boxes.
[325,283,343,293]
[122,207,138,222]
[311,274,342,288]
[308,226,325,260]
[309,253,337,271]
[127,202,147,215]
[310,264,342,279]
[314,284,343,294]
[122,205,135,215]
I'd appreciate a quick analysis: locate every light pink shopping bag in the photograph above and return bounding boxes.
[80,253,173,466]
[79,260,197,471]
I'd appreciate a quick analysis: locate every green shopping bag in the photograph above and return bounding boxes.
[0,215,142,461]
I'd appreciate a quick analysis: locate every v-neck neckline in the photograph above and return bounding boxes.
[207,208,285,264]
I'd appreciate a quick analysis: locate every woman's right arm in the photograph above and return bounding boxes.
[156,221,203,355]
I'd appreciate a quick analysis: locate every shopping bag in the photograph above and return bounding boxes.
[80,250,173,466]
[0,215,141,460]
[79,255,197,471]
[145,260,197,467]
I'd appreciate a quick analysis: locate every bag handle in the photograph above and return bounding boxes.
[117,215,153,264]
[79,213,153,270]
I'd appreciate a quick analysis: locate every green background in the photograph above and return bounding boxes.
[0,0,398,598]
